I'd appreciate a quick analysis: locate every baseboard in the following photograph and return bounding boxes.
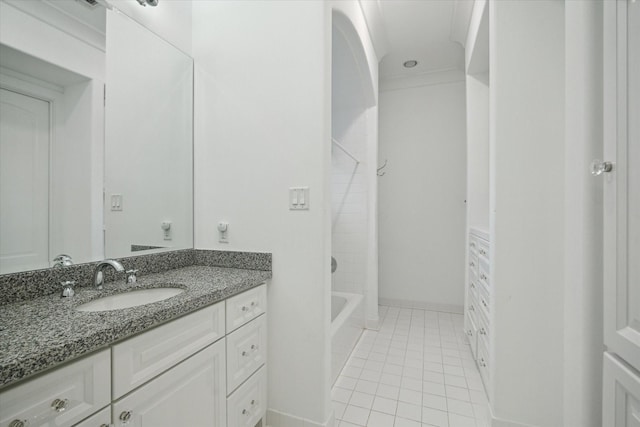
[366,314,380,330]
[266,409,335,427]
[489,406,538,427]
[379,297,464,314]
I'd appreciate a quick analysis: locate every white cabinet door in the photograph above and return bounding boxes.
[603,0,640,373]
[603,353,640,427]
[112,340,226,427]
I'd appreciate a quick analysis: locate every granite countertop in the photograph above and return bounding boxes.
[0,265,271,389]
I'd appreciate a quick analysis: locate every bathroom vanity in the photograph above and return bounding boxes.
[0,261,270,427]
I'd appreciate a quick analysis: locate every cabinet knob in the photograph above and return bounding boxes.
[242,351,248,356]
[468,305,474,311]
[470,283,475,289]
[51,398,68,412]
[251,344,257,350]
[119,410,133,424]
[591,159,614,176]
[242,409,250,416]
[480,358,487,367]
[469,262,475,267]
[251,399,256,405]
[241,306,248,312]
[251,301,256,307]
[466,330,472,336]
[480,328,486,335]
[9,420,28,427]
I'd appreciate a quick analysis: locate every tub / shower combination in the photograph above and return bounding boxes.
[331,291,364,384]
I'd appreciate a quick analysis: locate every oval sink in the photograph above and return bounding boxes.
[76,288,184,312]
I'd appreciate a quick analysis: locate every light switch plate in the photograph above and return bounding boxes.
[289,187,309,210]
[111,194,123,211]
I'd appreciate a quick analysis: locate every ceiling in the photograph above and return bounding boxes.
[372,0,473,81]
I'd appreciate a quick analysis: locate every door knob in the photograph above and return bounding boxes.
[591,160,613,176]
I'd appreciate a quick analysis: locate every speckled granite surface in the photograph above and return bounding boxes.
[0,249,271,305]
[0,264,271,389]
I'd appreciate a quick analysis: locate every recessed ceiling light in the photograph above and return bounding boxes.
[403,60,418,68]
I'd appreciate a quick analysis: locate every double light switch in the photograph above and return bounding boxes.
[289,187,309,210]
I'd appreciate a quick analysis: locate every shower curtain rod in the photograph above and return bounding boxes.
[331,138,360,164]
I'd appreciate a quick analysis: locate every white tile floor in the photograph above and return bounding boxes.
[331,306,490,427]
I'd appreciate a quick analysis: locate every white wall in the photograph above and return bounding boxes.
[466,75,489,230]
[489,1,565,425]
[378,80,467,311]
[192,1,332,424]
[109,0,192,56]
[563,1,603,425]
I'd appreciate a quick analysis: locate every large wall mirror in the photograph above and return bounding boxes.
[0,0,193,274]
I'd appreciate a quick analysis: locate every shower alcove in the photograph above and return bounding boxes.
[330,10,378,384]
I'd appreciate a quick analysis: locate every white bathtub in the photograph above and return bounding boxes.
[331,291,364,385]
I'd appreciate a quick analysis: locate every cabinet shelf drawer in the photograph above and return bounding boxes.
[227,366,267,427]
[226,314,267,394]
[112,301,225,399]
[226,284,267,334]
[0,350,110,427]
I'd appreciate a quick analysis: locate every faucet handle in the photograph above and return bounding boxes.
[53,254,74,268]
[60,281,76,298]
[126,269,138,284]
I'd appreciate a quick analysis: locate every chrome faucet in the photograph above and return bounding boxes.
[93,259,125,289]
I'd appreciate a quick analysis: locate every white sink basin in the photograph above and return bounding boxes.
[76,287,184,312]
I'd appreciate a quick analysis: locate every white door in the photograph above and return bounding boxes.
[112,340,226,427]
[0,88,50,274]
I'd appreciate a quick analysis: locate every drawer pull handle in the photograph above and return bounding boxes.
[480,328,486,335]
[242,351,248,356]
[481,274,487,280]
[482,300,487,308]
[470,283,475,288]
[466,330,472,336]
[251,301,256,307]
[241,306,248,312]
[251,399,256,405]
[119,410,133,424]
[469,262,475,267]
[242,409,251,416]
[9,420,28,427]
[468,305,474,311]
[480,358,487,367]
[99,424,110,427]
[51,398,68,412]
[480,249,486,255]
[251,344,257,350]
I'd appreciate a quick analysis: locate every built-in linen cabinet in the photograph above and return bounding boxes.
[465,228,490,394]
[0,284,268,427]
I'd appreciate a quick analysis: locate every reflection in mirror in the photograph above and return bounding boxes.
[104,9,193,258]
[0,39,105,274]
[0,0,194,274]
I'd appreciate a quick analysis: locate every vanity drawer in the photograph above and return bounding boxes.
[477,341,490,392]
[73,406,110,427]
[468,253,479,276]
[477,238,489,261]
[226,314,267,394]
[469,236,479,256]
[0,350,110,427]
[478,279,490,319]
[476,305,490,350]
[226,284,267,333]
[227,366,267,427]
[478,257,490,292]
[112,301,225,399]
[464,313,478,360]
